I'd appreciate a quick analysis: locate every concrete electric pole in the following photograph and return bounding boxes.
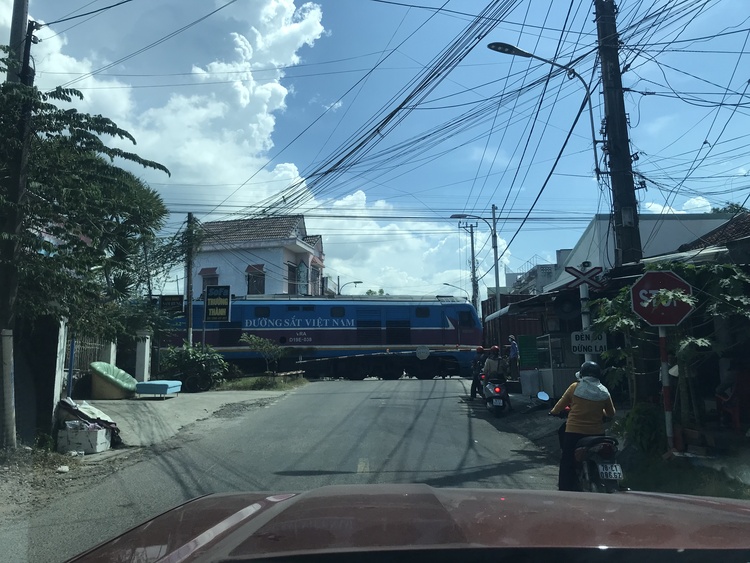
[1,16,37,448]
[595,0,643,266]
[6,0,29,84]
[186,213,194,346]
[459,222,480,312]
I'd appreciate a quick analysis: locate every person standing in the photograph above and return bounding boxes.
[508,335,520,380]
[549,361,615,491]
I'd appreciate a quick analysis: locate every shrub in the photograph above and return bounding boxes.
[160,343,228,392]
[239,334,286,373]
[624,402,667,454]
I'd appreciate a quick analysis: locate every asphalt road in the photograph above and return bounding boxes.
[7,378,557,562]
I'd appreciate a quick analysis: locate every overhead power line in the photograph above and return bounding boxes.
[53,0,239,90]
[41,0,135,26]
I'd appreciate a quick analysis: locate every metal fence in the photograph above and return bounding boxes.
[64,333,109,376]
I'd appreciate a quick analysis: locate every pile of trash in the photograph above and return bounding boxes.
[55,397,122,454]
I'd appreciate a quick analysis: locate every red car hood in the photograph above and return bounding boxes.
[68,484,750,562]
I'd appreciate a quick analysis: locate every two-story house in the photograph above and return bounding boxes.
[192,215,325,298]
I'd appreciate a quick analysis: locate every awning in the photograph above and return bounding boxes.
[484,292,561,322]
[198,267,218,276]
[245,264,264,274]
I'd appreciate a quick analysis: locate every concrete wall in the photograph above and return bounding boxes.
[544,213,733,291]
[192,246,286,298]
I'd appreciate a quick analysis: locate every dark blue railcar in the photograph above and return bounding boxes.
[170,295,482,380]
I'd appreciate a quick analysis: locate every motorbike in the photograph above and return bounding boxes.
[484,376,511,417]
[477,372,487,398]
[574,434,623,493]
[522,390,551,414]
[547,393,623,493]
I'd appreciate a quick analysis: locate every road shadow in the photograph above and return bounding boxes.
[420,458,544,488]
[275,470,355,477]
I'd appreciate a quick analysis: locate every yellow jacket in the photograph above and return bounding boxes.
[550,379,616,435]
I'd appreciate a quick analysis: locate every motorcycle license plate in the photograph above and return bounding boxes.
[492,399,504,406]
[598,463,623,480]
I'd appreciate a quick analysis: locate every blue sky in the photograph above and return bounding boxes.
[2,0,748,299]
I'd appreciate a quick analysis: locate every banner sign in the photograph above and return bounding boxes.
[204,285,231,322]
[159,295,184,314]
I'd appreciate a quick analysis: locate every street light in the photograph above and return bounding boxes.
[450,204,501,313]
[443,283,470,301]
[487,42,600,179]
[338,280,363,295]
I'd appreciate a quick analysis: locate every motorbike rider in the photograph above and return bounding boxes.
[470,346,487,400]
[482,346,502,379]
[549,361,615,491]
[483,346,513,410]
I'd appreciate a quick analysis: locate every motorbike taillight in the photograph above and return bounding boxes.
[590,443,616,457]
[480,374,486,381]
[494,387,501,393]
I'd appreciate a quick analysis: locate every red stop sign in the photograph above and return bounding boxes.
[631,271,694,326]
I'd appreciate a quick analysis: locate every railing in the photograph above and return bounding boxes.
[64,334,109,375]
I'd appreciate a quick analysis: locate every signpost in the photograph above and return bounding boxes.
[571,331,608,355]
[204,285,231,322]
[564,265,603,290]
[630,270,695,451]
[204,285,231,349]
[564,264,604,361]
[630,270,694,327]
[159,294,184,314]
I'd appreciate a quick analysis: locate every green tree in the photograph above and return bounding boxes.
[590,286,641,405]
[1,82,170,331]
[592,263,750,419]
[239,334,287,373]
[0,52,170,445]
[711,202,748,214]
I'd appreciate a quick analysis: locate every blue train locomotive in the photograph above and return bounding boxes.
[171,294,482,380]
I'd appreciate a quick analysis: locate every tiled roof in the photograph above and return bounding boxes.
[201,215,305,244]
[303,234,322,247]
[678,213,750,251]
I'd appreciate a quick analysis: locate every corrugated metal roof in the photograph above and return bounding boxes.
[201,215,305,244]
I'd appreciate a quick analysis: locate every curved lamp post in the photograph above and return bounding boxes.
[338,280,363,295]
[487,42,600,179]
[443,283,470,301]
[450,204,501,313]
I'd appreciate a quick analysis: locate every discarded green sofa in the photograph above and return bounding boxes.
[90,362,137,400]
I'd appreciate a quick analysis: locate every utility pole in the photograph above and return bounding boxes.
[459,222,479,311]
[186,213,194,346]
[6,0,29,83]
[1,19,37,448]
[595,0,642,266]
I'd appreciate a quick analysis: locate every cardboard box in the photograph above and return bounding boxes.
[57,428,111,454]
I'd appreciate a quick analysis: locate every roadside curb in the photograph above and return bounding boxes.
[82,390,289,458]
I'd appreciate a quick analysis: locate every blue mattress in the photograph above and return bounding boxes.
[136,380,182,396]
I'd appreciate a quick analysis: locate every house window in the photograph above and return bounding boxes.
[287,264,298,295]
[311,267,321,296]
[246,264,265,295]
[298,261,309,295]
[199,267,218,294]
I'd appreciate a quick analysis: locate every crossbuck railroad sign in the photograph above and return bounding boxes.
[564,266,604,290]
